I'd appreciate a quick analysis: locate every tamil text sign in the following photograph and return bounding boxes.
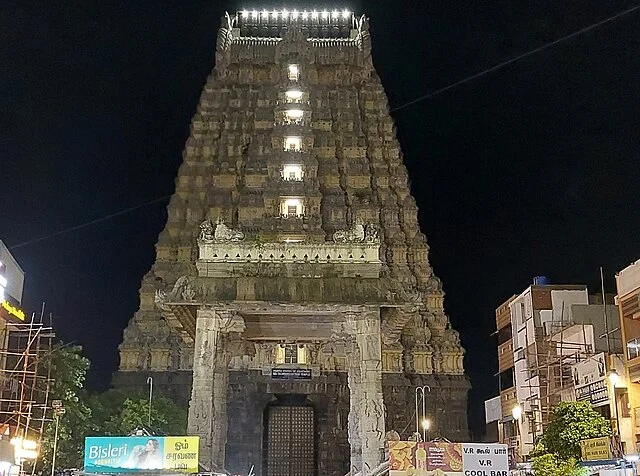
[580,436,612,461]
[389,441,508,476]
[84,436,199,473]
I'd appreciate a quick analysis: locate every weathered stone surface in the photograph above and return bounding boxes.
[115,10,469,475]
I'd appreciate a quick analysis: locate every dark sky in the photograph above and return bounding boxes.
[2,0,640,437]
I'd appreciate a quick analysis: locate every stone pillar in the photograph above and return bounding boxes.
[346,310,386,474]
[188,308,245,471]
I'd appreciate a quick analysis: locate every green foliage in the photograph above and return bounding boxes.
[90,390,187,436]
[531,454,587,476]
[39,344,93,471]
[37,345,187,472]
[541,401,612,460]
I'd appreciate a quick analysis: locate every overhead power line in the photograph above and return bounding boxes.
[390,2,640,113]
[9,195,172,250]
[8,3,640,250]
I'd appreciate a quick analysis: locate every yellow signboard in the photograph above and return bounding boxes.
[163,437,199,473]
[580,436,611,461]
[1,300,25,321]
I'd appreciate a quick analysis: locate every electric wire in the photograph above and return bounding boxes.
[389,2,640,113]
[8,195,172,250]
[7,3,640,250]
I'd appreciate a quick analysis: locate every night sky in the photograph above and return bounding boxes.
[3,0,640,437]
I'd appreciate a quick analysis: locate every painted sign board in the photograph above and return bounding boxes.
[580,436,612,461]
[271,368,312,380]
[84,436,199,473]
[389,441,508,476]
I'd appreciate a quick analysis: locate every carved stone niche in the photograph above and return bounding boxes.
[382,343,403,373]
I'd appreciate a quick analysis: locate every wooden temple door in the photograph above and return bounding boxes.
[265,405,315,476]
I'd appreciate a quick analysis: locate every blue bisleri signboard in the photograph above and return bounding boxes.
[83,436,199,473]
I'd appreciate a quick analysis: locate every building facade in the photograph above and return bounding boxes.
[486,279,624,459]
[114,10,469,476]
[617,259,640,453]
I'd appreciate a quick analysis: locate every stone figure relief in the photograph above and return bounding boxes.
[208,218,245,242]
[199,219,215,243]
[333,221,364,243]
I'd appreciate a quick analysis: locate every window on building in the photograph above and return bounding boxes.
[499,368,514,391]
[275,344,307,364]
[281,198,303,217]
[282,164,303,181]
[627,339,640,360]
[283,109,304,124]
[497,324,512,345]
[284,345,297,363]
[285,90,303,103]
[288,64,299,81]
[284,136,301,151]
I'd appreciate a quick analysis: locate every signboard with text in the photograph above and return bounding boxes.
[580,436,612,461]
[573,353,609,407]
[389,441,508,476]
[84,436,199,473]
[271,368,312,380]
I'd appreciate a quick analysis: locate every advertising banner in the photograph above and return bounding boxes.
[389,441,508,476]
[84,436,199,473]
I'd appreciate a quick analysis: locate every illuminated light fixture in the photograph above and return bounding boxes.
[287,64,299,81]
[284,137,301,151]
[272,9,277,16]
[282,8,288,17]
[292,10,298,18]
[251,10,257,17]
[311,10,318,19]
[512,405,522,420]
[302,11,308,19]
[241,10,248,16]
[332,10,339,17]
[286,109,304,118]
[342,9,350,18]
[262,9,268,16]
[421,418,431,431]
[322,10,329,19]
[282,164,303,181]
[282,198,303,216]
[609,369,620,387]
[285,90,303,100]
[22,440,37,450]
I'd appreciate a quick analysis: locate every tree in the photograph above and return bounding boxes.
[39,344,93,471]
[91,389,187,436]
[540,401,612,460]
[37,345,188,472]
[531,454,587,476]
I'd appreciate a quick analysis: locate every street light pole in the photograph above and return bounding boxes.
[415,386,431,441]
[147,377,153,428]
[51,400,65,476]
[512,405,523,463]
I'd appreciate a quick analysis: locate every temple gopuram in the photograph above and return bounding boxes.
[115,10,469,476]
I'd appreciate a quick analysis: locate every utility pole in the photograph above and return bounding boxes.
[147,377,153,428]
[51,400,65,476]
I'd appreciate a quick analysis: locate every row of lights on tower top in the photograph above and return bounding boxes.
[240,9,351,20]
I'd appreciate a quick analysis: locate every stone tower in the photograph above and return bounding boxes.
[115,10,469,476]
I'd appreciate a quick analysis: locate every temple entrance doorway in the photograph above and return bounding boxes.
[263,395,316,476]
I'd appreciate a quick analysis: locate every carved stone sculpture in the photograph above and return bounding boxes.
[333,221,365,243]
[199,219,215,243]
[213,218,245,242]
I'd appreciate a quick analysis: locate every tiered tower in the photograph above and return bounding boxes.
[116,10,469,476]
